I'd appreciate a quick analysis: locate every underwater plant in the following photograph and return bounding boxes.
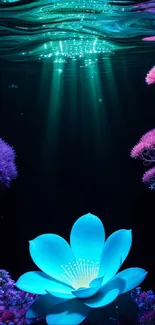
[0,269,39,324]
[130,129,155,189]
[16,213,147,325]
[131,287,155,324]
[130,129,155,160]
[142,167,155,190]
[145,66,155,85]
[0,138,17,189]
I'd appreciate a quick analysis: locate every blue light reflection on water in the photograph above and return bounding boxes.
[0,0,155,61]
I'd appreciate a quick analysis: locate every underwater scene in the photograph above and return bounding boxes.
[1,0,155,324]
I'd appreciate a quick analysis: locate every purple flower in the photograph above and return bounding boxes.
[0,138,17,188]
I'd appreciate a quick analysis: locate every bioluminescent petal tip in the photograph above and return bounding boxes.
[99,228,132,284]
[70,213,105,271]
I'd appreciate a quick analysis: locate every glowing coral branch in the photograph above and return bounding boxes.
[131,129,155,189]
[145,66,155,85]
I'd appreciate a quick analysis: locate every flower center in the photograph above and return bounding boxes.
[60,258,100,289]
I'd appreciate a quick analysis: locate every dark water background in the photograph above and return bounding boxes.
[0,14,155,296]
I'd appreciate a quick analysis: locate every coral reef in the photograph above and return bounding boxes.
[0,269,40,324]
[130,129,155,189]
[131,287,155,324]
[0,138,17,189]
[145,66,155,85]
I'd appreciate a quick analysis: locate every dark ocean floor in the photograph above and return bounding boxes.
[0,269,154,325]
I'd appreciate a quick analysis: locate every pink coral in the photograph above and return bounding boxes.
[143,36,155,41]
[141,129,155,141]
[142,166,155,183]
[131,142,147,158]
[131,129,155,190]
[130,129,155,160]
[145,66,155,85]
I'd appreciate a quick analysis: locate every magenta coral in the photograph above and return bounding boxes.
[145,66,155,85]
[142,167,155,190]
[0,269,40,325]
[130,129,155,190]
[0,138,17,188]
[141,129,155,141]
[143,36,155,41]
[130,129,155,160]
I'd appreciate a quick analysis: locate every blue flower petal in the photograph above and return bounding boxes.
[71,275,104,299]
[29,234,75,286]
[99,229,132,285]
[15,271,74,296]
[26,294,65,318]
[70,213,105,263]
[46,298,90,325]
[72,287,99,299]
[89,276,104,288]
[48,290,75,299]
[84,278,125,309]
[112,267,148,294]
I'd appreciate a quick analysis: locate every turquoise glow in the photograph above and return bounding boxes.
[0,0,155,61]
[16,213,147,325]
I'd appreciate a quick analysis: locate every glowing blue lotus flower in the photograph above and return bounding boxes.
[16,213,147,325]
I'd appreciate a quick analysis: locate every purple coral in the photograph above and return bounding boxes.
[0,138,17,188]
[0,269,40,325]
[142,167,155,189]
[131,287,155,324]
[133,0,155,13]
[130,129,155,190]
[131,288,155,311]
[138,310,155,324]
